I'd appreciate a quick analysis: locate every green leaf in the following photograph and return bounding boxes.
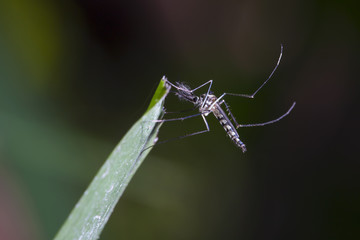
[54,77,169,240]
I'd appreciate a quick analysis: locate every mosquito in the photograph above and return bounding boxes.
[154,45,296,152]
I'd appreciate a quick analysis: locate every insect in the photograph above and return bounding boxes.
[155,45,295,152]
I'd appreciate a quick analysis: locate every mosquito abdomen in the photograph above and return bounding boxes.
[214,106,247,152]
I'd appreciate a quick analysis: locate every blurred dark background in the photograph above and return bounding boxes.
[0,0,359,239]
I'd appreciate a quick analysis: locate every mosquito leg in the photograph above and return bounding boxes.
[210,44,283,107]
[164,79,213,93]
[221,100,240,127]
[237,101,296,128]
[152,112,204,123]
[246,44,283,98]
[153,114,210,146]
[175,115,210,140]
[191,80,213,93]
[162,77,182,90]
[164,106,197,114]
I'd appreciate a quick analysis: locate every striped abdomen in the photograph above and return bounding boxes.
[213,105,247,152]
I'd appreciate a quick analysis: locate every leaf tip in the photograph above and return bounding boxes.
[146,76,170,112]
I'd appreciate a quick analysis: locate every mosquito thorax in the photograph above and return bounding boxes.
[198,94,217,116]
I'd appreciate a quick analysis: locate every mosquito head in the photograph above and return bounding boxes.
[174,82,201,105]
